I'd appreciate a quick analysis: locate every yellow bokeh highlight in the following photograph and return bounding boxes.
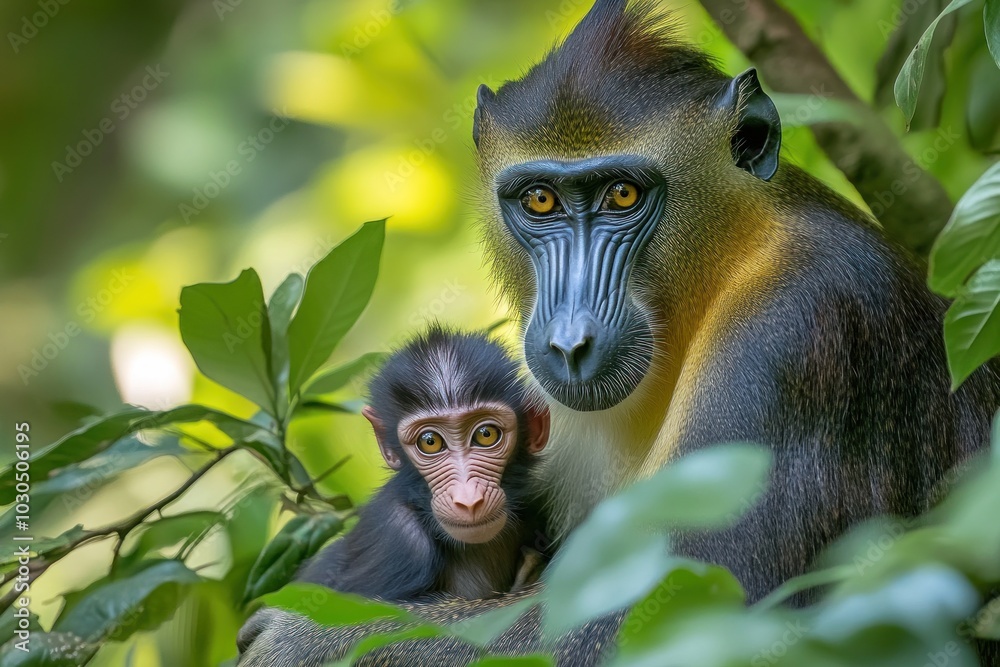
[69,228,214,332]
[261,51,364,126]
[316,145,454,234]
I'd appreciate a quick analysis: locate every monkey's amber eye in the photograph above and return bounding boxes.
[416,431,445,454]
[521,186,560,215]
[472,424,502,447]
[604,181,641,210]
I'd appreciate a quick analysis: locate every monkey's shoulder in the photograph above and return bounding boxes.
[297,478,444,599]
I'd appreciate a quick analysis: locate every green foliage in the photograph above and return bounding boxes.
[280,425,1000,667]
[541,445,769,638]
[303,352,386,396]
[0,408,149,493]
[0,222,387,665]
[179,269,276,414]
[929,161,1000,388]
[986,0,1000,67]
[287,220,385,397]
[55,560,201,643]
[943,260,1000,388]
[894,0,976,129]
[242,514,344,603]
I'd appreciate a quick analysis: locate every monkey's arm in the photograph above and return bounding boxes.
[511,547,545,592]
[297,480,443,601]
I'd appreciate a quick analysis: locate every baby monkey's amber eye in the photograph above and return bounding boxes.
[522,186,559,215]
[604,181,641,210]
[417,431,445,454]
[472,424,502,447]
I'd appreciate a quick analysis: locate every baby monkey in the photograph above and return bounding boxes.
[297,327,550,600]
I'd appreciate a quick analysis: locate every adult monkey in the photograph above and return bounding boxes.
[238,1,1000,664]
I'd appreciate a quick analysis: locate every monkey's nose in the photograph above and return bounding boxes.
[451,484,486,520]
[549,321,594,376]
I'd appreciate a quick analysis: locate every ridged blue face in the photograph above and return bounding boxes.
[497,155,663,412]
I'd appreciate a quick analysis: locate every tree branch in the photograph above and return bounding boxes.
[0,446,239,614]
[699,0,953,256]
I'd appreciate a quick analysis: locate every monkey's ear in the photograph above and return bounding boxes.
[473,84,496,149]
[363,406,402,470]
[525,404,550,454]
[719,68,781,181]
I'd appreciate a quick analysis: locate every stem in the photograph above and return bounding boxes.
[0,447,239,614]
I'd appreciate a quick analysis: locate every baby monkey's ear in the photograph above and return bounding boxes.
[525,403,550,454]
[363,406,402,470]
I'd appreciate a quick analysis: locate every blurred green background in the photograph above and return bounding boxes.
[0,0,996,663]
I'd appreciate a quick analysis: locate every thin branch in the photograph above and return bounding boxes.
[699,0,953,256]
[0,446,239,613]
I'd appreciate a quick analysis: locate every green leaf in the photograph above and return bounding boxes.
[135,404,273,440]
[0,525,86,566]
[814,566,978,641]
[267,273,305,418]
[447,597,538,647]
[974,595,1000,639]
[324,625,445,667]
[965,47,1000,153]
[179,268,276,413]
[894,0,975,130]
[243,514,345,602]
[874,0,956,130]
[54,560,200,644]
[31,434,187,502]
[261,583,413,626]
[287,220,385,396]
[987,0,1000,69]
[613,443,771,529]
[117,511,224,570]
[541,444,769,638]
[754,565,855,611]
[613,564,745,666]
[0,606,40,654]
[0,407,149,493]
[943,260,1000,389]
[0,632,96,667]
[543,528,672,639]
[303,352,385,395]
[929,161,1000,297]
[296,400,355,415]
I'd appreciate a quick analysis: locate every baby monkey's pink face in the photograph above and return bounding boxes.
[363,401,549,544]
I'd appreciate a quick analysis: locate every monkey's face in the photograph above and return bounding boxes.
[393,402,544,544]
[493,156,663,411]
